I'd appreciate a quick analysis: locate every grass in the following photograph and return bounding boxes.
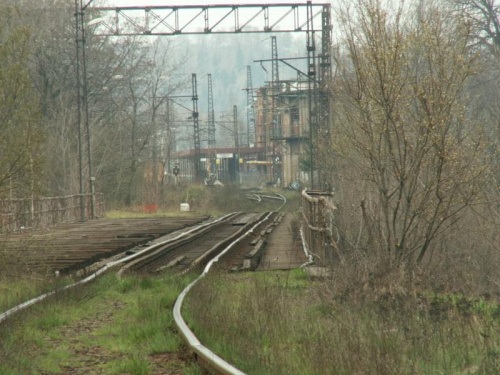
[184,269,500,375]
[0,272,202,374]
[112,354,151,375]
[0,276,74,314]
[0,185,302,374]
[106,185,300,218]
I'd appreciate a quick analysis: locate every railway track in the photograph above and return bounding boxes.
[0,193,288,375]
[118,212,256,274]
[0,216,209,275]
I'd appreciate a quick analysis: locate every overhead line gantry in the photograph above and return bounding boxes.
[81,1,332,189]
[89,3,327,36]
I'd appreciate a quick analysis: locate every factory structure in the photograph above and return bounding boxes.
[171,78,311,188]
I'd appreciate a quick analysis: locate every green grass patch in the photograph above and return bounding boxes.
[111,354,151,375]
[184,271,500,375]
[0,272,201,374]
[0,276,73,313]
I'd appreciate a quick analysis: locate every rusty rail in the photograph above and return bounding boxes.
[301,189,336,266]
[0,194,105,233]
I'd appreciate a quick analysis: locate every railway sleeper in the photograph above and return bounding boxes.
[190,212,272,273]
[240,238,267,271]
[121,213,242,274]
[155,255,186,273]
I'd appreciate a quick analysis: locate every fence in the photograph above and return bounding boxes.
[0,194,105,233]
[301,189,336,266]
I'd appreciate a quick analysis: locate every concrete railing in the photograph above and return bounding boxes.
[301,189,336,266]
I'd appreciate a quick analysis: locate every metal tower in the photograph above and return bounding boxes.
[233,105,240,180]
[271,36,280,138]
[307,1,318,190]
[207,74,216,149]
[270,36,281,183]
[191,73,201,180]
[75,0,96,219]
[245,66,255,147]
[233,105,240,150]
[165,99,175,171]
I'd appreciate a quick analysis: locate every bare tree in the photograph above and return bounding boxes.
[452,0,500,55]
[0,5,43,199]
[95,39,185,205]
[327,0,492,268]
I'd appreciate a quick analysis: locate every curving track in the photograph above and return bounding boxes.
[1,193,290,375]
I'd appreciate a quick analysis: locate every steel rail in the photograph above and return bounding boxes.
[173,193,286,375]
[117,213,241,275]
[258,193,287,211]
[0,212,238,324]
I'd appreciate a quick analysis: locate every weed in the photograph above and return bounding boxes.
[183,362,205,375]
[146,332,180,354]
[115,354,151,375]
[32,314,69,331]
[139,277,154,290]
[0,365,18,375]
[117,277,137,294]
[185,271,500,375]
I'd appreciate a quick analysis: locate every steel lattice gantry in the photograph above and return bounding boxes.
[89,3,327,36]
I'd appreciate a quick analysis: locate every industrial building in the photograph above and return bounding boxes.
[254,80,311,188]
[170,80,313,189]
[171,146,265,186]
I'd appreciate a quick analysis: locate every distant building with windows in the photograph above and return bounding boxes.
[254,80,311,187]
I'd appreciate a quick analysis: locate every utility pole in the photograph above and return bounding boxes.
[207,74,216,179]
[160,98,172,198]
[166,99,177,180]
[75,0,96,219]
[191,73,201,181]
[307,1,317,190]
[74,0,85,221]
[319,5,332,190]
[245,66,255,147]
[166,99,172,177]
[271,36,280,184]
[233,105,240,183]
[271,36,280,137]
[207,74,216,149]
[261,88,270,181]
